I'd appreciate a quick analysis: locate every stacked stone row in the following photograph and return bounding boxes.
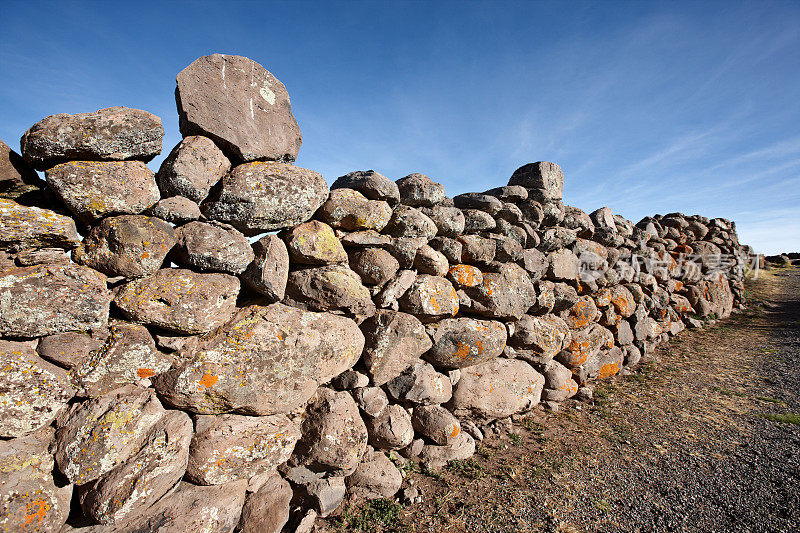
[0,54,754,533]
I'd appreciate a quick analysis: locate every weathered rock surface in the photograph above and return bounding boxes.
[55,385,165,485]
[201,161,328,233]
[21,106,164,170]
[386,361,452,405]
[73,215,175,278]
[448,358,544,419]
[78,411,192,525]
[0,263,110,337]
[347,452,402,500]
[37,331,106,369]
[285,220,347,264]
[0,341,74,438]
[424,317,506,369]
[238,472,293,533]
[294,388,368,476]
[45,161,160,222]
[465,263,536,319]
[419,431,476,472]
[559,323,614,368]
[241,234,289,301]
[176,54,301,162]
[285,264,376,316]
[396,173,445,207]
[175,220,254,275]
[0,199,79,253]
[363,404,414,450]
[187,413,300,485]
[331,170,400,204]
[508,161,563,201]
[153,304,364,415]
[0,139,44,202]
[156,135,231,202]
[412,404,461,445]
[361,310,432,386]
[399,274,459,319]
[147,196,201,224]
[317,188,393,231]
[114,268,239,334]
[385,205,438,238]
[72,322,174,397]
[349,247,400,286]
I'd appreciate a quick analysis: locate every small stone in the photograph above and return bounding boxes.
[399,274,459,319]
[317,188,393,232]
[364,404,414,450]
[284,220,347,264]
[241,234,289,302]
[447,264,483,288]
[353,387,390,418]
[396,173,445,207]
[419,432,475,472]
[385,205,437,238]
[285,264,376,316]
[21,106,163,170]
[414,244,449,276]
[176,54,301,162]
[347,452,402,500]
[386,361,452,405]
[331,170,400,204]
[332,370,370,390]
[156,135,231,202]
[147,196,201,224]
[349,247,400,286]
[187,413,300,485]
[114,269,239,334]
[45,161,160,222]
[305,477,346,517]
[412,405,461,445]
[175,220,254,275]
[73,215,176,279]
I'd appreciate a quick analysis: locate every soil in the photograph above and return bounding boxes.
[323,265,800,533]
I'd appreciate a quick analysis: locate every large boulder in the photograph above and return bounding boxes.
[187,414,300,485]
[384,205,438,238]
[0,263,110,337]
[153,304,364,415]
[37,331,106,370]
[174,221,254,275]
[156,135,231,202]
[54,385,165,485]
[424,317,506,369]
[73,215,176,278]
[349,247,400,286]
[396,173,445,207]
[45,161,160,222]
[285,264,376,316]
[0,429,72,533]
[201,161,328,233]
[0,199,79,253]
[176,54,301,162]
[20,106,163,170]
[0,341,74,438]
[363,404,414,450]
[78,411,193,525]
[507,162,563,201]
[316,188,393,231]
[241,234,289,301]
[72,322,174,397]
[237,473,293,533]
[114,269,239,334]
[465,263,536,319]
[448,358,544,419]
[77,480,247,533]
[360,310,432,386]
[293,388,368,476]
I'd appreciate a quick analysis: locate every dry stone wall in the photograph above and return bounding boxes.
[0,54,757,532]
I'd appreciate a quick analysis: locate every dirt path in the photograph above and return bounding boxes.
[328,266,800,533]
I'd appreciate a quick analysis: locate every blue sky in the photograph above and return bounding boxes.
[1,0,798,254]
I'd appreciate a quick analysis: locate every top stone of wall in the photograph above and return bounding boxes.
[176,54,303,163]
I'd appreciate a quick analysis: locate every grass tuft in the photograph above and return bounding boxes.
[761,413,800,425]
[336,499,405,532]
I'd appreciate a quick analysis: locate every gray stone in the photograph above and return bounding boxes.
[153,304,364,415]
[284,220,347,264]
[45,161,160,222]
[465,263,536,319]
[74,215,176,279]
[176,54,301,162]
[424,317,506,369]
[414,244,449,276]
[37,331,106,369]
[419,205,465,236]
[0,263,110,337]
[0,341,74,438]
[241,234,289,301]
[453,193,503,215]
[147,196,201,224]
[509,314,572,363]
[317,188,392,232]
[385,205,437,238]
[448,358,544,419]
[331,170,400,204]
[156,135,231,202]
[462,209,496,233]
[0,199,79,254]
[361,310,432,386]
[458,234,495,264]
[386,361,452,405]
[347,452,402,500]
[399,274,459,319]
[507,162,563,201]
[114,268,239,334]
[187,413,300,485]
[175,220,254,275]
[353,386,389,418]
[285,264,376,316]
[396,173,445,207]
[21,106,163,170]
[364,404,414,450]
[419,431,475,472]
[349,247,399,286]
[238,473,293,533]
[201,161,328,234]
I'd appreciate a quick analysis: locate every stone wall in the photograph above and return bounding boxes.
[0,54,756,532]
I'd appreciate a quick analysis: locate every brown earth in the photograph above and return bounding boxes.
[324,266,800,533]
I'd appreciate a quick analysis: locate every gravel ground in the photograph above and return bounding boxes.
[324,266,800,533]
